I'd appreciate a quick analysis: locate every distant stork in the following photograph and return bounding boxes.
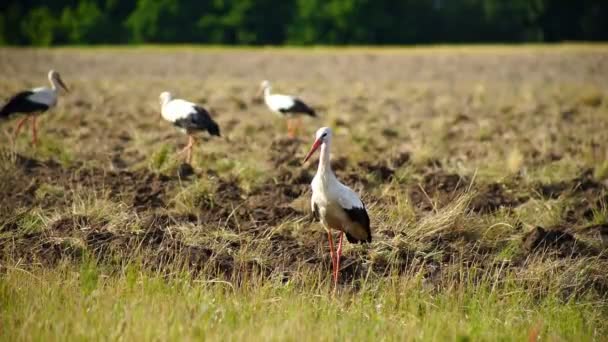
[257,80,316,138]
[0,70,69,146]
[159,91,220,164]
[303,127,371,287]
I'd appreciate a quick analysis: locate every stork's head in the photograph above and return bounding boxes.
[257,80,271,97]
[304,127,332,163]
[159,91,172,106]
[48,70,69,93]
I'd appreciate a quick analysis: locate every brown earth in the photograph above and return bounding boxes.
[1,47,607,292]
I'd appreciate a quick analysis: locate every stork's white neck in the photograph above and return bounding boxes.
[317,141,333,178]
[263,86,271,99]
[160,95,173,108]
[49,76,59,91]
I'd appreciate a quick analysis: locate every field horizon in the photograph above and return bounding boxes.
[1,45,607,340]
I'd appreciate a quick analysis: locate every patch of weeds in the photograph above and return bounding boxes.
[172,178,215,212]
[242,124,259,137]
[235,163,267,192]
[35,183,64,201]
[476,125,493,141]
[593,160,608,180]
[124,261,143,290]
[586,199,608,225]
[480,208,519,242]
[363,171,383,187]
[494,239,522,262]
[382,187,417,226]
[36,138,73,167]
[214,158,236,173]
[577,90,603,108]
[527,159,582,184]
[79,254,100,296]
[514,198,566,228]
[393,166,415,184]
[506,148,524,174]
[352,133,375,152]
[18,210,49,234]
[409,192,474,242]
[174,223,209,245]
[69,191,127,224]
[411,146,440,167]
[149,144,172,172]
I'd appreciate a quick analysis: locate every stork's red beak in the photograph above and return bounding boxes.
[303,138,322,163]
[58,76,69,93]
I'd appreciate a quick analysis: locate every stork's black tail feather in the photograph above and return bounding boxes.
[0,103,22,120]
[193,106,221,137]
[1,90,44,120]
[0,106,11,120]
[291,99,316,117]
[205,118,221,137]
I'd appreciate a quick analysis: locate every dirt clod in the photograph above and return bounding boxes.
[471,183,528,214]
[178,163,195,178]
[522,226,585,257]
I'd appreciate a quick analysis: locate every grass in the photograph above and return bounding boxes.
[1,261,606,341]
[1,45,608,340]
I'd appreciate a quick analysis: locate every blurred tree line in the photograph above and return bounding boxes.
[0,0,606,46]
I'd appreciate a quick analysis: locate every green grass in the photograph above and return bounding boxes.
[1,262,605,341]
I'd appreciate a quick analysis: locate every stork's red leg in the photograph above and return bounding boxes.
[12,116,29,143]
[31,116,38,146]
[294,117,302,137]
[335,231,344,286]
[287,118,295,139]
[177,134,195,163]
[187,135,194,164]
[327,229,337,282]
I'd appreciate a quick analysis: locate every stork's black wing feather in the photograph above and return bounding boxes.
[0,91,48,119]
[343,205,372,243]
[280,98,316,117]
[174,106,221,136]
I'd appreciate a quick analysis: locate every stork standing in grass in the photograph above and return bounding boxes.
[159,91,220,164]
[0,70,69,146]
[303,127,371,287]
[257,80,316,138]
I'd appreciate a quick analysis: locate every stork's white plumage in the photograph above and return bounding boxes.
[159,91,220,164]
[304,127,371,287]
[258,80,316,138]
[0,70,69,146]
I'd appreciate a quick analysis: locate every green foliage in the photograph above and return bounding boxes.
[59,0,109,44]
[20,6,56,46]
[126,0,185,43]
[198,0,292,44]
[0,14,6,45]
[1,0,607,45]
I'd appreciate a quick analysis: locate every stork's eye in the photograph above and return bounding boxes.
[321,132,327,138]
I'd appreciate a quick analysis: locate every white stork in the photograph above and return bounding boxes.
[303,127,372,287]
[159,91,220,164]
[257,80,316,138]
[0,70,69,146]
